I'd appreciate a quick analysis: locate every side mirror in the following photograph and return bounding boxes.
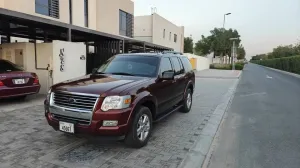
[92,68,98,74]
[160,71,175,80]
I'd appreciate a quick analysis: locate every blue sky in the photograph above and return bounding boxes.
[134,0,300,59]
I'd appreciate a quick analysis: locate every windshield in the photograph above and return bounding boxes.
[0,60,23,73]
[96,55,159,77]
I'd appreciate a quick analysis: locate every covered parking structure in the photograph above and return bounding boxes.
[0,8,173,73]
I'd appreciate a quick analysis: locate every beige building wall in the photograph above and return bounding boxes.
[88,0,97,30]
[134,15,153,42]
[2,0,70,24]
[134,13,185,52]
[0,0,4,7]
[96,0,134,36]
[1,0,132,34]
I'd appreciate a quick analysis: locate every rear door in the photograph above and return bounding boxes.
[0,60,35,87]
[170,57,186,104]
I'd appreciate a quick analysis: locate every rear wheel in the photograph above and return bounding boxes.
[125,106,152,148]
[180,88,192,113]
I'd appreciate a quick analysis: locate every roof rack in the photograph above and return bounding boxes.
[161,51,183,55]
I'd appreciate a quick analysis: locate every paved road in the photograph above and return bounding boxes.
[207,63,300,168]
[0,73,237,168]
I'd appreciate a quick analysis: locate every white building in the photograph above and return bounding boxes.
[134,13,184,52]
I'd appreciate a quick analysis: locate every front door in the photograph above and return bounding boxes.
[151,57,177,114]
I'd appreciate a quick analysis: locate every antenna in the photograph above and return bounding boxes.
[151,7,157,14]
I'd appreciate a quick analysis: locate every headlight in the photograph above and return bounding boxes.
[101,95,132,111]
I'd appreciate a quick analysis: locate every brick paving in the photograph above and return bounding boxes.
[0,77,237,168]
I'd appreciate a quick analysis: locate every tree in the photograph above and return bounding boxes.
[194,28,241,60]
[194,35,211,56]
[237,45,246,60]
[184,37,194,53]
[272,45,295,58]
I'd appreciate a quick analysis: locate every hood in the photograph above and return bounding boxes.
[52,74,151,96]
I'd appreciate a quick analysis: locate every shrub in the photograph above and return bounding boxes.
[251,55,300,74]
[210,63,245,70]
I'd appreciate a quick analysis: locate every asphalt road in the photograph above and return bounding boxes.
[207,63,300,168]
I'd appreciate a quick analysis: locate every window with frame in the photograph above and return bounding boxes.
[69,0,72,24]
[171,57,183,75]
[119,10,133,37]
[174,34,177,43]
[160,58,173,75]
[180,57,193,72]
[84,0,88,27]
[35,0,59,19]
[169,32,172,41]
[163,29,166,38]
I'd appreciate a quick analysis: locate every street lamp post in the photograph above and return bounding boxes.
[223,13,231,29]
[230,37,239,70]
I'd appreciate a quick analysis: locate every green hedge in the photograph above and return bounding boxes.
[251,55,300,74]
[210,63,245,70]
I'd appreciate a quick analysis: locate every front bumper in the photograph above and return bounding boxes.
[0,85,40,99]
[45,102,132,136]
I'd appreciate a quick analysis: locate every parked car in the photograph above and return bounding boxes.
[44,52,195,148]
[0,59,40,99]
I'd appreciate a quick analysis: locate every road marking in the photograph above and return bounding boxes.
[266,75,273,79]
[239,92,267,97]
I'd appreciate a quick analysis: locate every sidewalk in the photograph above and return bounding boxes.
[195,69,242,79]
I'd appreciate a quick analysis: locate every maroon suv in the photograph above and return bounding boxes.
[44,52,195,148]
[0,59,40,99]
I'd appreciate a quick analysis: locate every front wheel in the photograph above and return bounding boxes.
[180,88,192,113]
[125,106,153,148]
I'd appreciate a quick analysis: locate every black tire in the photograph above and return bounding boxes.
[180,88,192,113]
[125,106,153,148]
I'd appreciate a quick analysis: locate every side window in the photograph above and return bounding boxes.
[181,57,193,72]
[160,58,173,75]
[171,57,183,75]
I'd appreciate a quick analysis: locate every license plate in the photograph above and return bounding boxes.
[59,121,74,133]
[14,79,25,84]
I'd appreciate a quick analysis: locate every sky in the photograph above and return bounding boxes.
[133,0,300,60]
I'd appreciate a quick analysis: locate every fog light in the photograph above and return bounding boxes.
[103,120,118,127]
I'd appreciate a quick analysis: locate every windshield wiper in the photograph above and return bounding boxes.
[110,72,135,76]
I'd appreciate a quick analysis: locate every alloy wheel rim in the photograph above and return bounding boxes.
[137,114,150,141]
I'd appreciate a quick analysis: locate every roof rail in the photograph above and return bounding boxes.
[161,51,183,55]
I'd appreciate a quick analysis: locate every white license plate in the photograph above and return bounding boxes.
[14,79,25,84]
[59,121,74,133]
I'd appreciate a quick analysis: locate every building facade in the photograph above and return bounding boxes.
[134,13,184,52]
[0,0,134,38]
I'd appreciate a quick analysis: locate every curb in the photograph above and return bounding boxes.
[260,65,300,79]
[179,72,242,168]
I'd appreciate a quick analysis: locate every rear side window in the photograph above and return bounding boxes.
[171,57,184,75]
[181,57,193,72]
[160,58,173,74]
[0,60,23,72]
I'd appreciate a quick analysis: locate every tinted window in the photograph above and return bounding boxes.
[160,58,173,74]
[181,57,193,72]
[0,60,23,72]
[35,0,59,18]
[119,10,133,37]
[84,0,88,27]
[97,56,159,77]
[171,57,183,75]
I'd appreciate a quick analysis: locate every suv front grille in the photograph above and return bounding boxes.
[53,91,99,112]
